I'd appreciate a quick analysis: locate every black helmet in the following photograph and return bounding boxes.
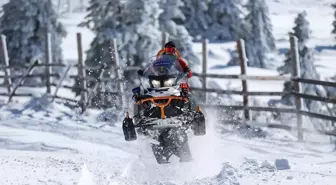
[164,41,176,48]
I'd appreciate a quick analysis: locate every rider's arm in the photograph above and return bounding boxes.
[178,58,192,78]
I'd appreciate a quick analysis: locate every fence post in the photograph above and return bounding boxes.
[111,38,126,109]
[1,35,12,95]
[237,39,251,121]
[45,33,52,94]
[162,32,169,47]
[290,35,304,141]
[77,33,88,106]
[202,39,208,103]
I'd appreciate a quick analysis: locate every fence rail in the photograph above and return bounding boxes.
[193,73,291,81]
[0,32,335,141]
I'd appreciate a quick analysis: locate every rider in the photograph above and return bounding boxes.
[157,41,192,79]
[132,41,192,101]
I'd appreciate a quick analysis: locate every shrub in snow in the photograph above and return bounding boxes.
[206,0,244,42]
[0,0,66,84]
[243,0,276,69]
[275,159,290,170]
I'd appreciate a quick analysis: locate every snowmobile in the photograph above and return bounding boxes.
[122,54,206,164]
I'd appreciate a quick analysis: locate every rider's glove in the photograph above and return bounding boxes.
[179,83,189,97]
[180,90,188,97]
[187,70,192,78]
[132,94,139,102]
[132,87,142,102]
[183,66,192,78]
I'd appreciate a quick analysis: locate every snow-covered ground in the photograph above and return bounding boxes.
[0,99,335,184]
[0,97,333,184]
[0,0,335,184]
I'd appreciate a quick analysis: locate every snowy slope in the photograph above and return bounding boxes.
[0,99,335,185]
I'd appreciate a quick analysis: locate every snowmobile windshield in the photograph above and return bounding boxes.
[143,54,184,79]
[141,54,186,88]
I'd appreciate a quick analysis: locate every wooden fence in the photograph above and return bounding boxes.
[0,33,127,111]
[0,32,335,140]
[192,36,336,140]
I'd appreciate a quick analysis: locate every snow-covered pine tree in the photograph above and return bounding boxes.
[180,0,212,41]
[243,0,276,68]
[206,0,244,42]
[77,0,162,106]
[121,0,162,68]
[75,0,128,106]
[78,0,126,89]
[159,0,200,68]
[279,11,328,116]
[80,0,161,83]
[0,0,66,67]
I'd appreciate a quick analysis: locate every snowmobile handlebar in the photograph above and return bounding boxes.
[136,96,189,119]
[135,96,189,105]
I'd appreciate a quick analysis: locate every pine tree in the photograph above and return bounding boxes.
[78,0,127,91]
[206,0,244,42]
[121,0,162,67]
[80,0,161,80]
[181,0,211,41]
[77,0,162,106]
[159,0,200,67]
[0,0,66,67]
[244,0,276,68]
[279,11,327,114]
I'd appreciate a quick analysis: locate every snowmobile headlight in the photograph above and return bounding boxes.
[151,79,160,88]
[164,78,175,87]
